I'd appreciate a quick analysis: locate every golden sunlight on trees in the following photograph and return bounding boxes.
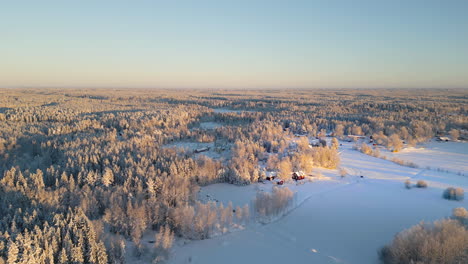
[0,88,465,263]
[278,158,292,180]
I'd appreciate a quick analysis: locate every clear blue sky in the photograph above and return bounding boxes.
[1,0,467,89]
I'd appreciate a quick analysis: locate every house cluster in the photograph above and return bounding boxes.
[265,171,307,185]
[292,171,306,180]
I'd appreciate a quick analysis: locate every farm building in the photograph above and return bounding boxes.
[436,136,450,142]
[292,171,306,180]
[194,147,210,153]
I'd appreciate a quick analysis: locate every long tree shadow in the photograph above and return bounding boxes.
[0,107,11,113]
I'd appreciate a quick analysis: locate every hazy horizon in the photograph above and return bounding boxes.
[1,0,468,89]
[2,86,468,91]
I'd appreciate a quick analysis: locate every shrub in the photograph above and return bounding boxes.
[452,207,468,226]
[443,187,465,201]
[379,219,468,264]
[339,168,347,178]
[415,180,427,188]
[359,143,372,155]
[170,201,249,240]
[391,157,419,168]
[404,180,411,189]
[254,187,294,219]
[311,146,340,169]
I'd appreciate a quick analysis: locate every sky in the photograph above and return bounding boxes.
[1,0,468,89]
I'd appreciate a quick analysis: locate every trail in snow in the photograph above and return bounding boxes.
[266,180,359,225]
[411,169,426,179]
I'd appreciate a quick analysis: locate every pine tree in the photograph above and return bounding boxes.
[102,168,114,187]
[96,242,108,264]
[331,137,339,150]
[71,245,84,263]
[161,225,174,250]
[86,171,97,186]
[6,240,19,264]
[59,248,68,264]
[118,239,126,264]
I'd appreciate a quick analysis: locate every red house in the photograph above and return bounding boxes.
[292,171,306,180]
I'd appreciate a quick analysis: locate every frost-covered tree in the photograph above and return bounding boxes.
[379,219,468,264]
[449,129,460,141]
[331,137,339,150]
[277,158,292,180]
[102,167,114,187]
[387,134,403,152]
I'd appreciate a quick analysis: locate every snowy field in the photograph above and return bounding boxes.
[212,108,256,114]
[199,121,223,130]
[162,141,226,160]
[381,140,468,175]
[213,108,243,114]
[168,141,468,264]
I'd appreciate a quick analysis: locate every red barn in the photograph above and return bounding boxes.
[292,171,306,180]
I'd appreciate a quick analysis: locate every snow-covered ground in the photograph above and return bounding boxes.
[199,121,223,130]
[212,108,256,114]
[168,141,468,264]
[162,141,226,160]
[381,140,468,175]
[213,108,244,114]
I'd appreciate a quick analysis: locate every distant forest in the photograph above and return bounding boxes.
[0,88,466,263]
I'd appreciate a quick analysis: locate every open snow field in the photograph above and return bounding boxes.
[169,141,468,264]
[381,140,468,175]
[199,121,223,130]
[212,108,257,114]
[162,141,226,160]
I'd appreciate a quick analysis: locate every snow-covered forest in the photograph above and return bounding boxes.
[0,88,467,263]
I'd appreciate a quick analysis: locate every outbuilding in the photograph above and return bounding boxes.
[292,171,306,180]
